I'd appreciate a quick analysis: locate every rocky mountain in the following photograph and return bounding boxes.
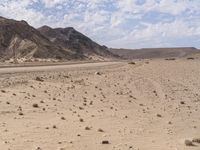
[37,26,116,59]
[0,16,80,62]
[0,16,116,62]
[110,47,200,59]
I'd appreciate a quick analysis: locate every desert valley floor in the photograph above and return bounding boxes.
[0,59,200,150]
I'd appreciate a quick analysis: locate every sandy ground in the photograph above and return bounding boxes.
[0,59,200,150]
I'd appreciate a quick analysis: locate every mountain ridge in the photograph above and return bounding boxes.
[37,25,116,59]
[0,16,116,62]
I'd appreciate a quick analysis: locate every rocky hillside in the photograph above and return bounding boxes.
[0,16,79,62]
[37,26,116,59]
[0,16,116,62]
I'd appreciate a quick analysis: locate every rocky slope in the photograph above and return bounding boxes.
[0,16,116,62]
[38,26,116,59]
[0,16,78,62]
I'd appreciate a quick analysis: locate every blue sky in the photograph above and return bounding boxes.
[0,0,200,49]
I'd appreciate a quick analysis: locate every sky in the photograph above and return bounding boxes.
[0,0,200,49]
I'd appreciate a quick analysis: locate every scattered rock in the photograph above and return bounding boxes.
[157,114,162,117]
[95,72,101,75]
[36,147,42,150]
[192,138,200,143]
[85,126,91,130]
[153,90,158,96]
[18,112,24,116]
[18,106,22,111]
[98,128,104,132]
[32,103,39,108]
[61,117,66,120]
[35,77,44,82]
[168,121,172,125]
[53,125,57,129]
[79,118,84,122]
[124,115,128,118]
[79,106,84,110]
[185,140,194,146]
[89,101,93,105]
[1,90,6,93]
[102,140,110,144]
[128,62,136,65]
[187,57,195,60]
[180,101,185,105]
[165,58,176,61]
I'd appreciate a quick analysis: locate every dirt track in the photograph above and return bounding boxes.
[0,62,123,75]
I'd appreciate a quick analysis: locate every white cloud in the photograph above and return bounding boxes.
[107,19,200,48]
[41,0,67,8]
[0,0,45,26]
[0,0,199,48]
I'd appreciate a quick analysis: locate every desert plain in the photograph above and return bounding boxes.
[0,59,200,150]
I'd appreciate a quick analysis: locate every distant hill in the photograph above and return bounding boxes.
[109,47,200,59]
[0,16,117,62]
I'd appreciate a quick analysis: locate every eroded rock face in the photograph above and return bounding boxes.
[0,16,76,61]
[38,26,117,59]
